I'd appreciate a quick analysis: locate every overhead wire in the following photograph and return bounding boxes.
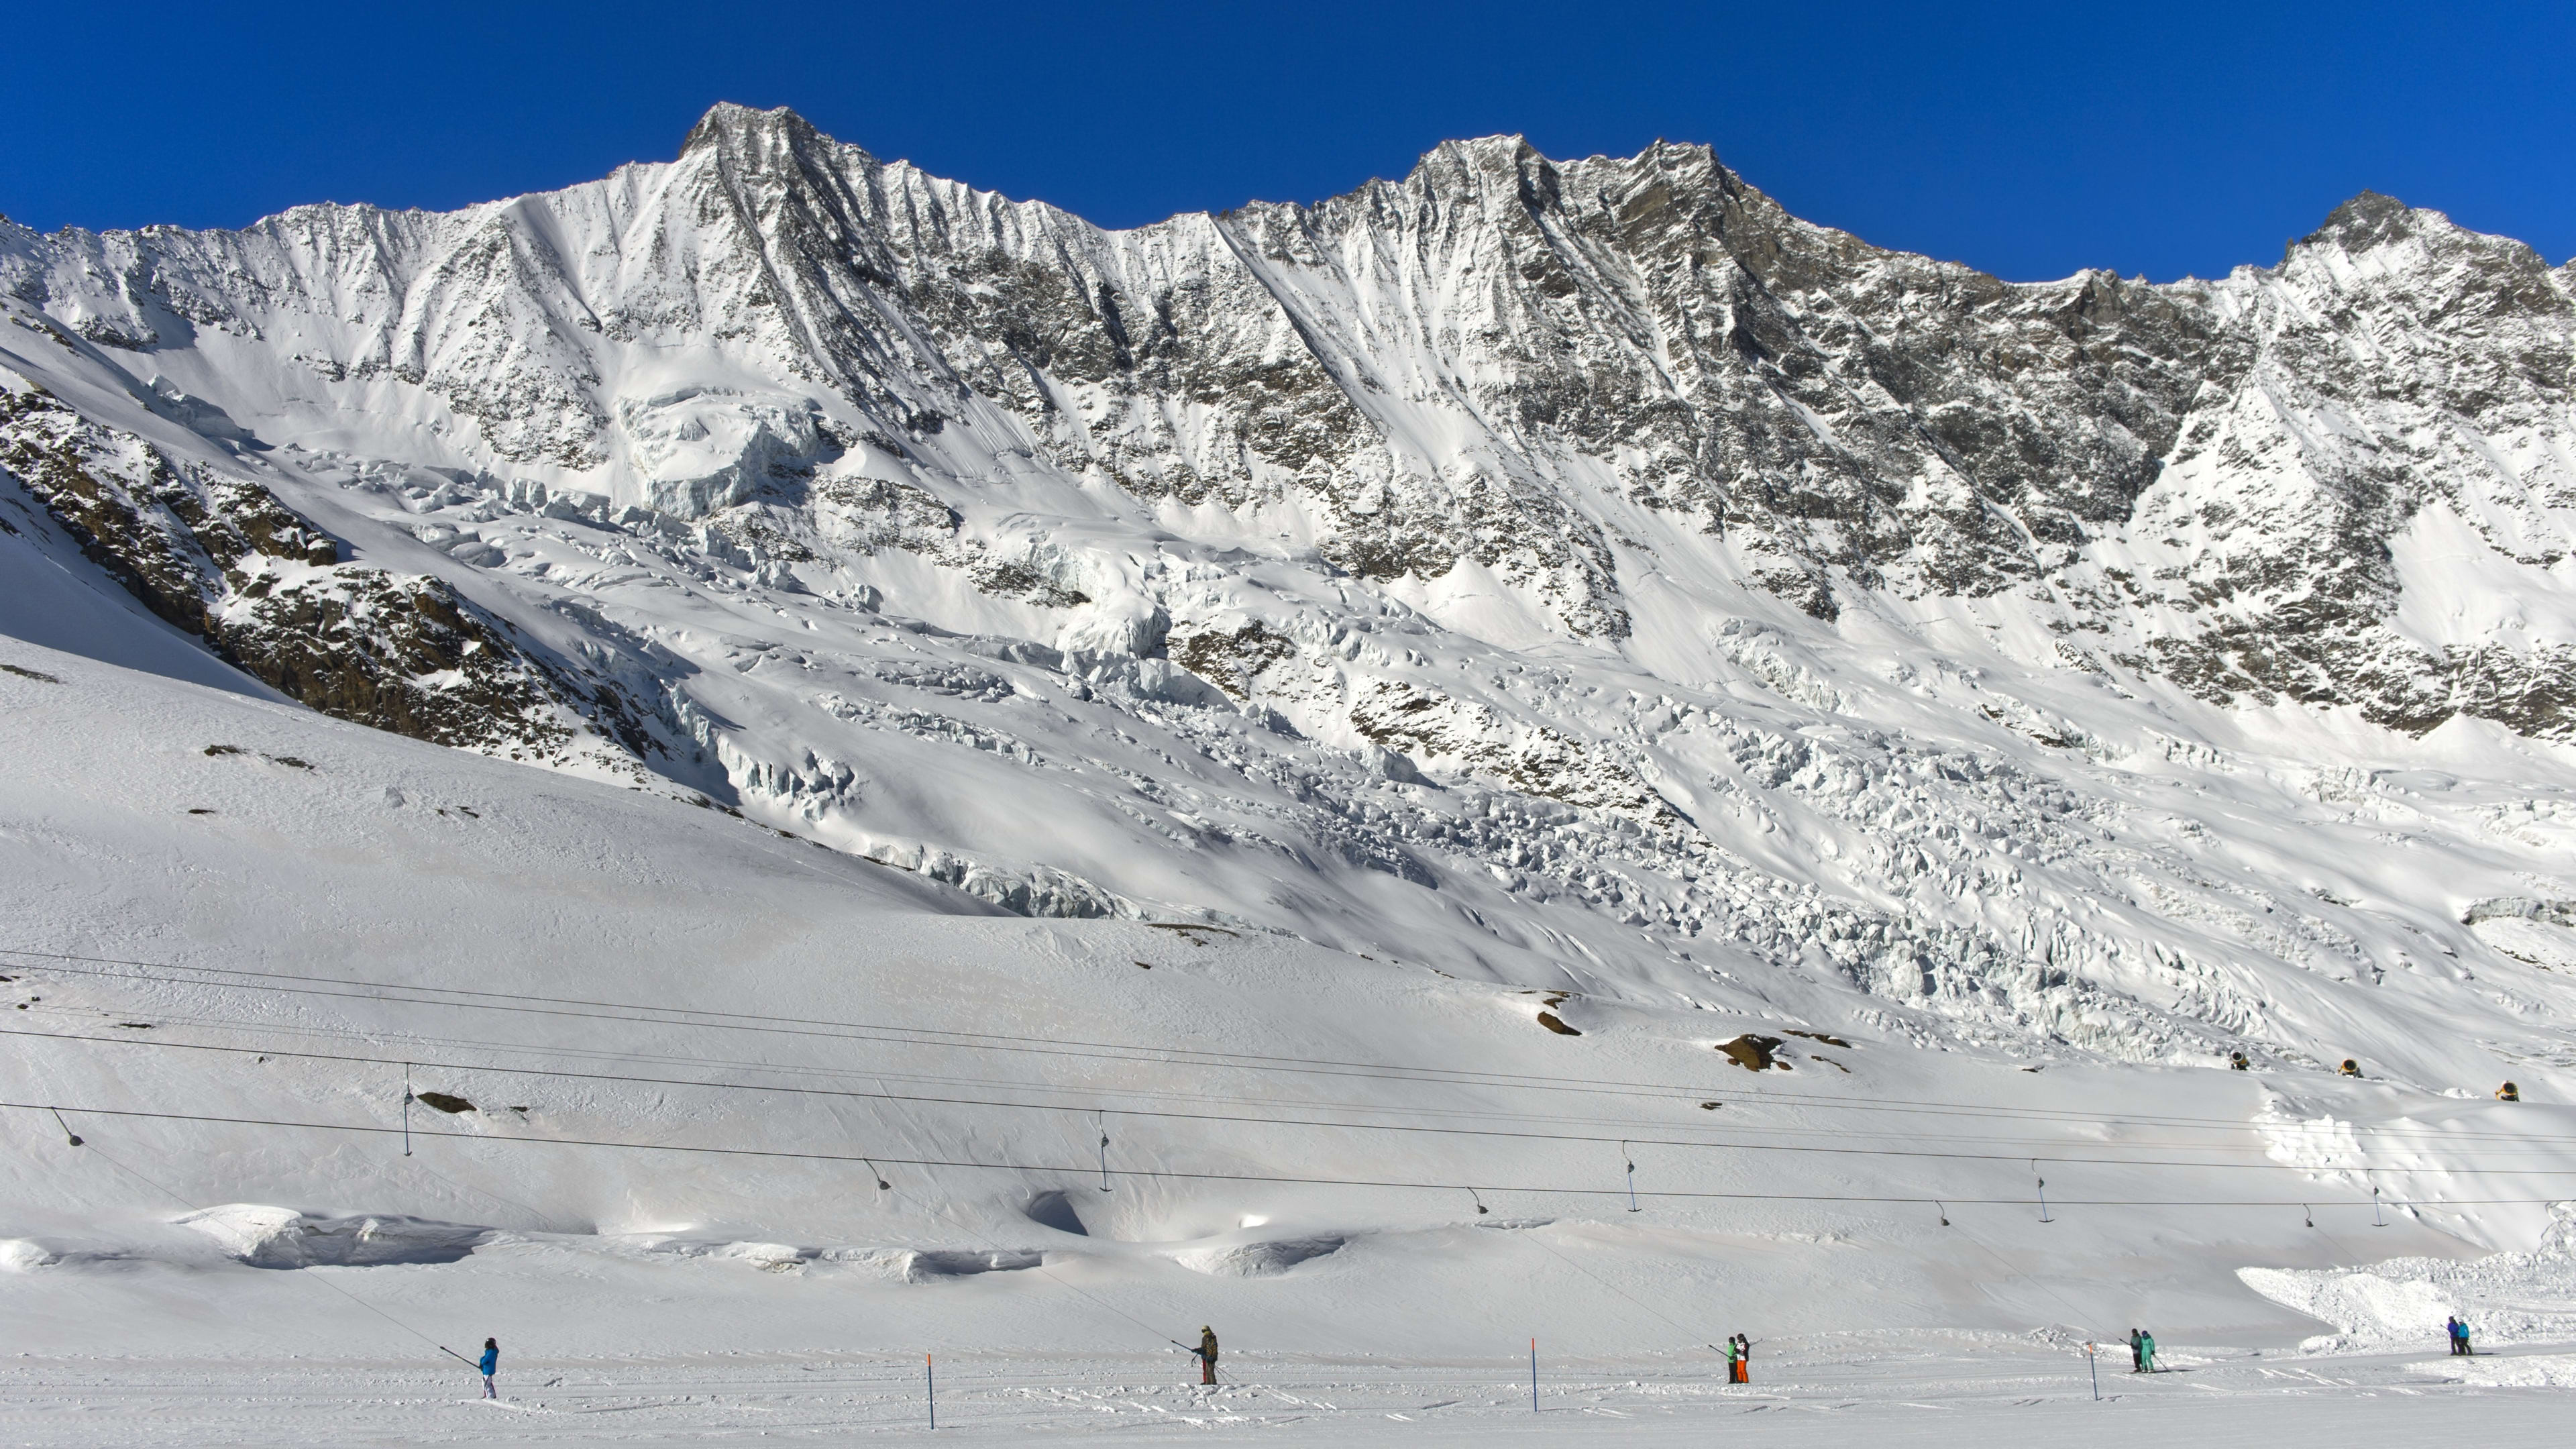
[42,1108,484,1375]
[3,1099,2555,1210]
[70,1006,2576,1161]
[3,943,2554,1145]
[7,945,1749,1093]
[854,1067,1217,1366]
[6,1004,2386,1155]
[14,1025,2575,1177]
[3,909,2540,1394]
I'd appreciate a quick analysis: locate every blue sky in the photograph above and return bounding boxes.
[5,1,2569,282]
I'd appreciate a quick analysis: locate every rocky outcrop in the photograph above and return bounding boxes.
[0,380,651,771]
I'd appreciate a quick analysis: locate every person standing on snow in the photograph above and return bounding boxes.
[1195,1326,1219,1385]
[2128,1329,2143,1373]
[478,1338,499,1399]
[2452,1318,2473,1356]
[2139,1330,2157,1373]
[1723,1336,1742,1383]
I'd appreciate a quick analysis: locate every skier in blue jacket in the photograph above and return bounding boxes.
[478,1338,498,1399]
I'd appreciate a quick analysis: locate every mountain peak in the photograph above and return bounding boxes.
[2296,190,2421,256]
[680,102,830,160]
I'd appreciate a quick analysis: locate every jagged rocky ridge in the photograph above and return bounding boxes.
[3,105,2573,1077]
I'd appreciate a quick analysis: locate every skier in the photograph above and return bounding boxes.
[1195,1326,1219,1385]
[1735,1334,1752,1384]
[2139,1329,2157,1373]
[477,1338,498,1399]
[2128,1328,2143,1373]
[1723,1336,1741,1383]
[2445,1316,2461,1354]
[2453,1318,2473,1356]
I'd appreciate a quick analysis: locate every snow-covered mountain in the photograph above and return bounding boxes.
[6,102,2576,1090]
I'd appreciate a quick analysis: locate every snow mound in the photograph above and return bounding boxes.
[174,1205,492,1269]
[1168,1234,1348,1277]
[0,1238,60,1273]
[710,1240,813,1273]
[2238,1202,2576,1350]
[828,1248,1046,1283]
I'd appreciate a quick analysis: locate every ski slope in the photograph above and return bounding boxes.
[0,1341,2570,1446]
[3,627,2575,1442]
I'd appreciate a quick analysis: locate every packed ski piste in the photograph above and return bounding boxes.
[5,105,2576,1447]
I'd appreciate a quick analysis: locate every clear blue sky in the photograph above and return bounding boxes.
[5,1,2569,282]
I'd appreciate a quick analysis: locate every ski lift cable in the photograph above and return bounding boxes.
[5,944,1777,1091]
[17,1022,2573,1177]
[1947,1219,2098,1334]
[401,1152,568,1234]
[17,1026,2576,1177]
[5,952,2409,1134]
[6,945,2510,1139]
[10,967,2522,1151]
[5,1098,2553,1210]
[14,1010,2450,1155]
[855,1071,1202,1362]
[1514,1224,1713,1350]
[47,1109,478,1370]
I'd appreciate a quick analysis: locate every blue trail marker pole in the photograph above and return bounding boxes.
[2085,1342,2100,1399]
[926,1352,935,1430]
[1530,1338,1538,1412]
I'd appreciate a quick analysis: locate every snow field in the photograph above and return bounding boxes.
[0,1342,2570,1446]
[0,640,2573,1449]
